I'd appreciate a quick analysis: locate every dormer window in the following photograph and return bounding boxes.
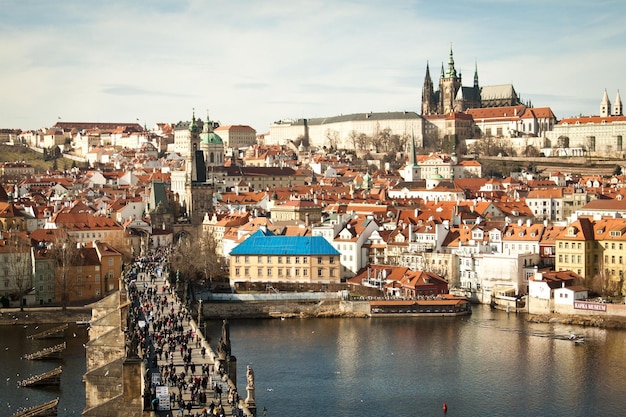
[567,226,578,236]
[610,230,622,237]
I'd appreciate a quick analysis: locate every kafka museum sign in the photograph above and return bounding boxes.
[574,301,607,312]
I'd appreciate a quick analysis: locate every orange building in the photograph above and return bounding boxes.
[56,241,122,305]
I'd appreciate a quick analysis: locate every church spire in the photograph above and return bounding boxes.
[614,90,623,116]
[422,61,435,115]
[447,46,457,78]
[410,130,417,167]
[473,61,479,89]
[601,89,611,117]
[203,110,212,133]
[190,108,200,133]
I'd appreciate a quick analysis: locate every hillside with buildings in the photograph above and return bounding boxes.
[2,61,626,316]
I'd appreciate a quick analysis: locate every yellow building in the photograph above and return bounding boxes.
[555,217,626,294]
[229,228,341,285]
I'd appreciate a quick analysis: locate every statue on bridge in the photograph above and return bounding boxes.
[245,365,256,407]
[217,319,231,360]
[126,331,140,359]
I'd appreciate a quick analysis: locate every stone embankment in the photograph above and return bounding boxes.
[203,299,371,319]
[0,308,91,325]
[527,313,626,329]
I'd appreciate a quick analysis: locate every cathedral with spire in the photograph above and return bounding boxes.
[421,48,523,115]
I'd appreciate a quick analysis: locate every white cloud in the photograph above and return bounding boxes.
[0,0,625,131]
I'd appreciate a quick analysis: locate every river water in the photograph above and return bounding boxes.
[2,306,626,416]
[0,322,88,416]
[208,305,626,417]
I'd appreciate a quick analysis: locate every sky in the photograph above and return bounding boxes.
[1,0,625,133]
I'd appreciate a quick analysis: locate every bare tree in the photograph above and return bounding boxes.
[6,233,32,311]
[325,129,339,150]
[51,229,80,310]
[197,229,225,288]
[170,230,224,291]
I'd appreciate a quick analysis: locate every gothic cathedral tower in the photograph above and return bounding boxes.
[421,62,436,115]
[438,47,462,115]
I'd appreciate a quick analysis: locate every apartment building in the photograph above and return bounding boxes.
[229,228,341,285]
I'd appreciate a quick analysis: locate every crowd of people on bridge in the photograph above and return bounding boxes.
[123,248,247,417]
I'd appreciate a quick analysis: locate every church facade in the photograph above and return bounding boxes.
[421,48,522,115]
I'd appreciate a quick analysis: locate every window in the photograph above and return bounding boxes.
[235,256,240,263]
[244,267,249,276]
[295,269,300,276]
[303,269,308,276]
[303,257,308,264]
[258,268,263,277]
[258,256,263,263]
[77,276,82,284]
[317,269,323,277]
[295,257,300,264]
[108,258,113,266]
[318,257,322,264]
[286,269,291,277]
[277,268,283,276]
[245,256,250,264]
[329,256,335,264]
[267,256,272,263]
[330,268,336,277]
[235,268,240,276]
[278,256,282,264]
[267,268,272,277]
[286,256,291,264]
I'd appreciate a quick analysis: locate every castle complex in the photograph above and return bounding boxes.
[421,48,522,115]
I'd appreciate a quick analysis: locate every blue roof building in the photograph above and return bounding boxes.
[230,229,341,284]
[231,229,340,256]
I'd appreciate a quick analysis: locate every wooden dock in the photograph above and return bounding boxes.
[22,343,66,360]
[10,398,59,417]
[18,367,62,387]
[27,324,68,340]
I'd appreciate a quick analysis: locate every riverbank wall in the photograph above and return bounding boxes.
[0,307,91,325]
[203,299,371,319]
[527,313,626,329]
